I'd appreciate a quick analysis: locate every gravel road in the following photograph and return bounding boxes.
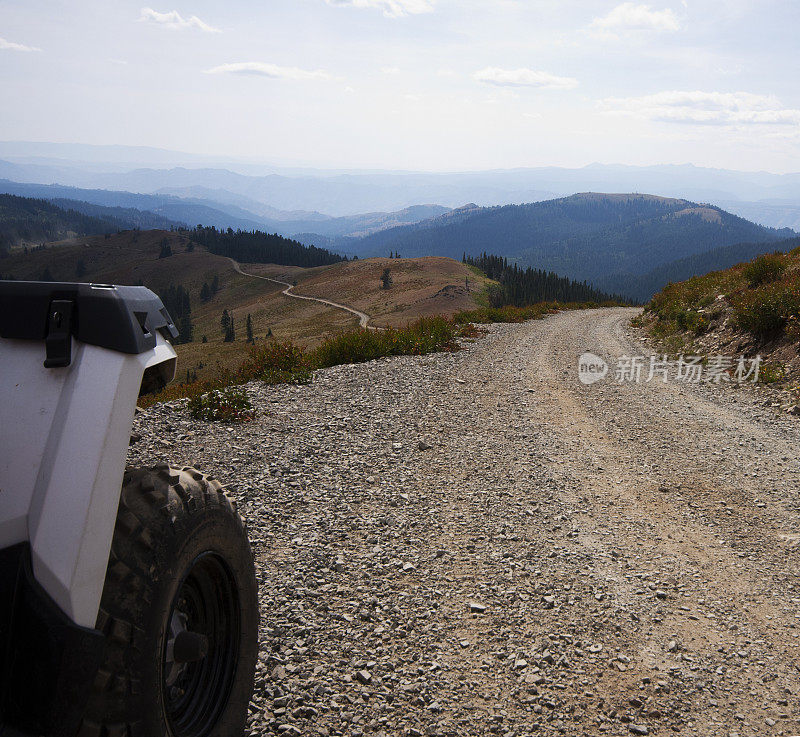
[129,307,800,737]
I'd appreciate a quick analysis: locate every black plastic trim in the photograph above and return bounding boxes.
[0,281,179,356]
[0,543,105,737]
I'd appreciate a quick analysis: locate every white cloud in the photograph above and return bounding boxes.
[323,0,434,18]
[139,7,220,32]
[0,36,41,52]
[590,3,680,33]
[437,67,457,78]
[381,66,401,75]
[204,62,332,81]
[600,90,800,126]
[474,67,578,90]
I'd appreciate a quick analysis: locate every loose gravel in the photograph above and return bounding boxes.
[129,307,800,737]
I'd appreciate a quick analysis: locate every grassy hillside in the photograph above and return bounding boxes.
[343,193,793,297]
[0,230,492,380]
[638,244,800,400]
[245,256,493,328]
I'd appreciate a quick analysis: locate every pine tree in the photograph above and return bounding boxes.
[211,274,219,295]
[200,282,211,303]
[221,309,231,337]
[224,316,235,343]
[380,268,392,290]
[178,313,193,343]
[246,313,254,343]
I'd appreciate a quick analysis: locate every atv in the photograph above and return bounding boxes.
[0,281,259,737]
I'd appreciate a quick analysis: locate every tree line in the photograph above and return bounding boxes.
[464,252,625,306]
[188,226,345,268]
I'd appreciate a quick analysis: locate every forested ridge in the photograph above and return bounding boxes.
[600,235,800,302]
[465,253,625,306]
[347,194,794,295]
[0,194,120,252]
[189,226,345,268]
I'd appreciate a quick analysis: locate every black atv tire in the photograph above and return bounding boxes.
[78,464,258,737]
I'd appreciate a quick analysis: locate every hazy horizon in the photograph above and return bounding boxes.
[2,1,799,173]
[1,139,800,178]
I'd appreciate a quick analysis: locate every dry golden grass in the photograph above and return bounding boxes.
[247,256,493,328]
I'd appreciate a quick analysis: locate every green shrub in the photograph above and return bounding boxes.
[311,315,460,368]
[260,367,313,385]
[187,386,255,423]
[238,339,308,378]
[675,309,709,334]
[759,362,786,384]
[733,282,800,337]
[743,253,787,288]
[454,303,560,324]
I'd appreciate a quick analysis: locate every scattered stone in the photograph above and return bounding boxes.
[125,312,799,737]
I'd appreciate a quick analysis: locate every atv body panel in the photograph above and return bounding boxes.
[0,281,178,628]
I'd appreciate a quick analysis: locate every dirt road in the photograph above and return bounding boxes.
[132,307,800,736]
[230,258,372,328]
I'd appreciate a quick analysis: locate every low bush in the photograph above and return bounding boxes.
[454,302,560,324]
[187,385,255,423]
[733,282,800,337]
[743,253,787,288]
[759,362,787,384]
[311,315,461,367]
[675,309,709,335]
[238,339,312,384]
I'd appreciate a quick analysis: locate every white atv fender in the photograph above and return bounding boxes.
[0,282,177,629]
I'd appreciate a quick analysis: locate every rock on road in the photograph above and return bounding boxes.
[130,307,800,737]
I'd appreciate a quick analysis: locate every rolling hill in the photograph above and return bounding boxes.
[338,193,795,299]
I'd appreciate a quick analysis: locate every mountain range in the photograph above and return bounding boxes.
[327,193,794,294]
[3,141,800,228]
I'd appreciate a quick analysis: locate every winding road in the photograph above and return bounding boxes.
[229,258,371,328]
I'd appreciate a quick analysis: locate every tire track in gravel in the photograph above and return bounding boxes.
[518,308,800,736]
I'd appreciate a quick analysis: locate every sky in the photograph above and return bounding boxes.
[1,0,799,172]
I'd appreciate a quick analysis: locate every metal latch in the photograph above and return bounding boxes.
[44,300,74,368]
